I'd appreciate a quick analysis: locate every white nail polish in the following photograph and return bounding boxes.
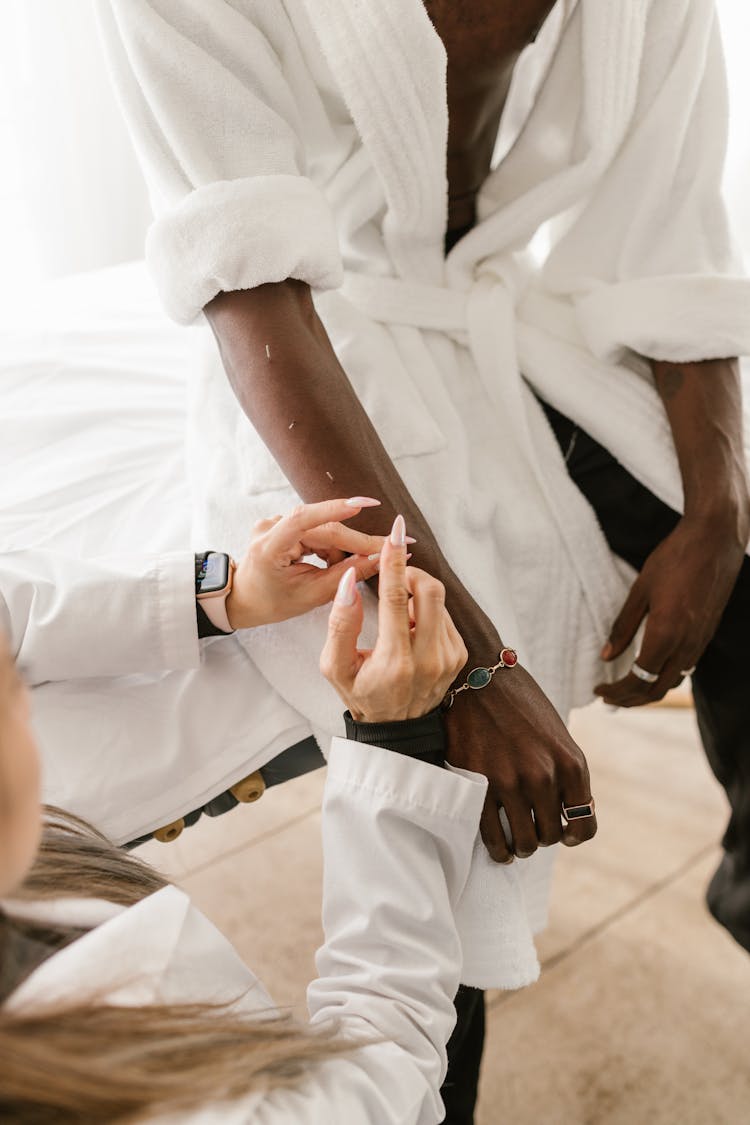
[390,514,406,547]
[345,497,381,508]
[335,567,357,606]
[367,552,381,561]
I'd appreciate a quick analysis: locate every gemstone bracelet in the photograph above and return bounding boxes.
[441,647,518,711]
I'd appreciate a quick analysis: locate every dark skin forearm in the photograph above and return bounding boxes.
[205,279,597,864]
[204,280,501,656]
[652,357,749,533]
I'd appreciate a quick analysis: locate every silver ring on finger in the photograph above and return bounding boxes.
[561,797,596,823]
[631,661,659,684]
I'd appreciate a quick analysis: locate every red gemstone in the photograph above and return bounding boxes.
[500,647,518,667]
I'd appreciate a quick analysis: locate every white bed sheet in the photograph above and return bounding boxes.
[1,261,193,556]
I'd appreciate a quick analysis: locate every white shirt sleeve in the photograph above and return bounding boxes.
[0,549,199,684]
[544,0,750,365]
[95,0,343,324]
[249,739,487,1125]
[153,739,488,1125]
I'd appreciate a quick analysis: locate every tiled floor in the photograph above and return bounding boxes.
[136,700,750,1123]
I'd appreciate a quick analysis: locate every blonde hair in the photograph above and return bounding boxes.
[0,810,349,1123]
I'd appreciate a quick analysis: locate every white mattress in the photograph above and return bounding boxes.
[1,261,193,558]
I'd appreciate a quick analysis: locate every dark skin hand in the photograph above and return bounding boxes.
[205,281,596,862]
[596,357,750,706]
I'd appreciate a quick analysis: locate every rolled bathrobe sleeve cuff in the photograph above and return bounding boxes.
[575,275,750,365]
[146,174,344,325]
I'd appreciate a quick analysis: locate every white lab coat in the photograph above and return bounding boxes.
[0,549,310,846]
[4,737,488,1125]
[0,546,543,990]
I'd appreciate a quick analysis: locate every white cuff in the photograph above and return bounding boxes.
[575,275,750,364]
[146,175,344,324]
[327,737,487,824]
[144,553,202,673]
[2,549,200,684]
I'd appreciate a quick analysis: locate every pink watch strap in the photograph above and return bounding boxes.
[200,593,234,634]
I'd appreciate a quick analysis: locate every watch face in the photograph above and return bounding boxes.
[198,552,230,594]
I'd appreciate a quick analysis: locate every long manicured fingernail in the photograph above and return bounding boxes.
[335,567,357,606]
[390,514,406,547]
[601,642,613,660]
[405,536,417,545]
[345,496,381,508]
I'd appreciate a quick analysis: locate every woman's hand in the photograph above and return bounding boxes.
[320,515,468,722]
[226,498,386,629]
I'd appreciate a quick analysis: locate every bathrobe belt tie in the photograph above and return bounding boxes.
[338,269,618,645]
[340,267,536,469]
[340,267,530,417]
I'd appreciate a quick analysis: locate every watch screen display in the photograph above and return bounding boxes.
[199,552,230,594]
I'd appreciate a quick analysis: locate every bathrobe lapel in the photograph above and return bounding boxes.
[453,0,650,281]
[302,0,448,283]
[305,1,649,288]
[578,0,650,161]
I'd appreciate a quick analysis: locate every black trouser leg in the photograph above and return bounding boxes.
[691,563,750,950]
[541,399,750,952]
[440,986,485,1124]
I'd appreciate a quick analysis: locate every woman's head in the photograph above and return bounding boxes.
[0,813,352,1123]
[0,637,351,1123]
[0,634,41,899]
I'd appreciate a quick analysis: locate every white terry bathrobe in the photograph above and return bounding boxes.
[96,0,750,988]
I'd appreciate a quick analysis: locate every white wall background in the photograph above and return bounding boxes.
[0,0,748,300]
[0,0,151,297]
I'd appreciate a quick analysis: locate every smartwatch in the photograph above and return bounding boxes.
[195,552,236,636]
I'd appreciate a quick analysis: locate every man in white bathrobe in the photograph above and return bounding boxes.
[98,1,750,1119]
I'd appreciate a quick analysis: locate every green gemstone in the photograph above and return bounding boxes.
[467,667,491,689]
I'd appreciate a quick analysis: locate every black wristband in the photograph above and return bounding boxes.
[343,708,446,767]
